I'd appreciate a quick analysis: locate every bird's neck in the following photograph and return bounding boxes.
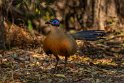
[48,26,65,37]
[50,26,60,33]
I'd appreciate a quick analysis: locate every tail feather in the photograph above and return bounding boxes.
[72,30,106,41]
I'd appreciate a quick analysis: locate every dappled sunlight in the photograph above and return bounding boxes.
[0,0,124,83]
[1,40,124,82]
[1,22,124,82]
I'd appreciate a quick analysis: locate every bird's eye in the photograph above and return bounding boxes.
[53,21,56,24]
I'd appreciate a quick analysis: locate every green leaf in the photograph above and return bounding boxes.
[35,8,41,14]
[28,20,33,31]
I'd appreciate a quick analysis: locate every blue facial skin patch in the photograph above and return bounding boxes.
[51,19,60,26]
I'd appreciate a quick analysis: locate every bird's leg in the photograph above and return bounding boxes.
[53,55,60,73]
[64,56,68,72]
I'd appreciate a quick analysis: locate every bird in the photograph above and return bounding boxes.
[43,18,106,72]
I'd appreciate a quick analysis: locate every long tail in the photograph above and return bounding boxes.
[72,30,106,41]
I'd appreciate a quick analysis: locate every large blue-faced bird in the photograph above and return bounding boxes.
[43,18,106,72]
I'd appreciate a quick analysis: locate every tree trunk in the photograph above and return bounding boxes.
[0,1,6,49]
[52,0,124,31]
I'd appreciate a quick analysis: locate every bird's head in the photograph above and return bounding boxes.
[45,19,60,27]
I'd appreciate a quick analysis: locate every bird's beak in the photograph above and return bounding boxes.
[45,21,51,24]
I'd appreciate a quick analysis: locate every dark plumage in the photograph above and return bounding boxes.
[72,30,106,40]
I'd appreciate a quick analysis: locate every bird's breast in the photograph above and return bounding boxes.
[43,35,77,56]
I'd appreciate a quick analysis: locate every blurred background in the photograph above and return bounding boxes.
[0,0,124,48]
[0,0,124,83]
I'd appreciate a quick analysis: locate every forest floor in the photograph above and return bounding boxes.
[1,26,124,83]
